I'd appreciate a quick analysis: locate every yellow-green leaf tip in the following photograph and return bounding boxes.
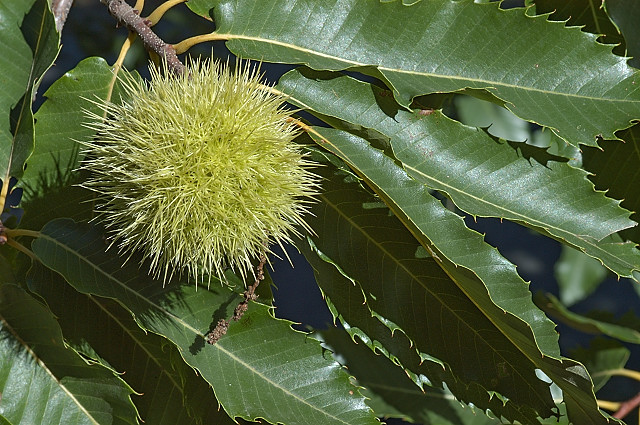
[81,58,320,284]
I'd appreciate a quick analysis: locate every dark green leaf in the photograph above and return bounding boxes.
[530,0,623,47]
[307,245,543,424]
[321,327,502,425]
[0,0,59,183]
[278,69,640,280]
[278,67,640,277]
[31,219,378,425]
[20,178,93,231]
[571,338,630,392]
[207,0,640,146]
[298,165,609,425]
[27,263,236,425]
[0,283,138,424]
[604,0,640,68]
[303,124,562,357]
[535,292,640,344]
[583,125,640,244]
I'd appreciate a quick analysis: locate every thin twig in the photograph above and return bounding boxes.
[52,0,74,32]
[594,368,640,382]
[99,0,185,75]
[206,254,267,344]
[613,392,640,420]
[104,31,136,109]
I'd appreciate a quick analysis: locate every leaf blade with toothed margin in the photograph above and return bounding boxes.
[22,57,120,199]
[296,163,611,424]
[530,0,624,48]
[603,0,640,69]
[582,125,640,245]
[26,262,238,425]
[277,69,640,280]
[203,0,640,147]
[0,283,139,425]
[0,0,59,185]
[31,218,379,425]
[320,327,504,425]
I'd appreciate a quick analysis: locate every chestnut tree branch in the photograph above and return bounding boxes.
[99,0,186,75]
[52,0,74,32]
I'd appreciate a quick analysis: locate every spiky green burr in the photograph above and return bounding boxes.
[82,58,319,283]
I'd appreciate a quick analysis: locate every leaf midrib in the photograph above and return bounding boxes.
[37,230,356,425]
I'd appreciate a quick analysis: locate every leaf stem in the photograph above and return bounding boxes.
[6,238,38,262]
[105,32,135,107]
[5,228,41,239]
[286,117,329,144]
[173,33,231,54]
[613,392,640,420]
[597,399,621,411]
[145,0,187,26]
[593,368,640,382]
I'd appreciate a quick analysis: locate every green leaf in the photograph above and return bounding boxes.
[299,125,562,357]
[604,0,640,68]
[207,0,640,146]
[0,283,138,425]
[20,179,94,232]
[555,245,608,306]
[298,165,608,425]
[530,0,623,47]
[278,69,640,279]
[570,338,630,392]
[22,57,117,198]
[320,327,502,425]
[27,263,237,425]
[0,0,59,184]
[31,219,378,425]
[583,125,640,244]
[454,96,530,142]
[535,292,640,344]
[453,95,582,164]
[185,0,215,17]
[308,248,543,424]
